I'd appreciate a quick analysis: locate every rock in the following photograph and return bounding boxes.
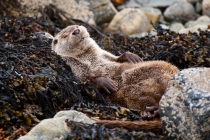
[140,7,162,31]
[90,0,117,25]
[163,1,197,23]
[159,68,210,140]
[179,25,209,34]
[129,32,148,38]
[106,8,148,35]
[185,15,210,28]
[202,0,210,16]
[19,0,118,26]
[18,110,95,140]
[118,0,184,10]
[170,22,185,32]
[18,0,96,25]
[186,0,201,2]
[195,1,202,13]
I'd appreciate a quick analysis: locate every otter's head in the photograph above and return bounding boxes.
[52,25,91,56]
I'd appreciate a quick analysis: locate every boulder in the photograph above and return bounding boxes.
[159,68,210,140]
[185,15,210,28]
[106,8,148,35]
[18,0,118,26]
[90,0,117,25]
[170,22,185,32]
[118,0,184,10]
[18,110,95,140]
[18,0,96,25]
[202,0,210,16]
[179,25,209,34]
[164,1,197,23]
[140,7,162,31]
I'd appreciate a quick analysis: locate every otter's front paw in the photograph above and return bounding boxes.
[117,52,142,64]
[141,106,159,120]
[95,77,118,94]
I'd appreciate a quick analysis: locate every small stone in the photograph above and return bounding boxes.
[129,32,148,38]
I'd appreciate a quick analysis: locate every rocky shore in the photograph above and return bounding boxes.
[0,0,210,139]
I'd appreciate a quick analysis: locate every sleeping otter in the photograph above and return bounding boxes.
[51,25,179,119]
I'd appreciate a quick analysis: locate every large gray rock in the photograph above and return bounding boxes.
[106,8,148,35]
[18,110,95,140]
[18,0,96,25]
[164,1,197,23]
[160,68,210,140]
[18,0,117,26]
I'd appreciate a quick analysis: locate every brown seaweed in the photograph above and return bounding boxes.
[1,2,210,139]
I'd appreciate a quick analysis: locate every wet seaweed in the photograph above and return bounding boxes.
[0,17,88,139]
[99,25,210,69]
[1,3,210,139]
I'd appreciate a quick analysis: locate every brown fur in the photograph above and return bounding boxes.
[52,25,179,111]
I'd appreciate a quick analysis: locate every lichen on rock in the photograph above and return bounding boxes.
[159,68,210,140]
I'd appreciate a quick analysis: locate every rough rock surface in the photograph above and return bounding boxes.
[179,25,209,34]
[159,68,210,140]
[202,0,210,16]
[18,0,95,25]
[185,15,210,28]
[169,22,185,32]
[18,0,118,26]
[140,7,162,31]
[18,110,95,140]
[106,8,148,35]
[118,0,183,9]
[164,1,197,23]
[90,0,117,25]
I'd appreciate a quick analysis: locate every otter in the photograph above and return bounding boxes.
[52,25,179,119]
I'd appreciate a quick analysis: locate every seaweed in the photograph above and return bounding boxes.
[1,2,210,139]
[0,17,88,139]
[99,25,210,69]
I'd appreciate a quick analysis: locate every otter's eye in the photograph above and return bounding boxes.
[72,29,80,35]
[53,39,58,45]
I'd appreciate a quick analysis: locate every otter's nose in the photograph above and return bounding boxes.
[72,29,80,35]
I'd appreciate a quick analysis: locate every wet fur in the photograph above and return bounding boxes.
[52,25,179,111]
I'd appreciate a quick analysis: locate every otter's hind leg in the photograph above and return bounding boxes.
[116,78,165,111]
